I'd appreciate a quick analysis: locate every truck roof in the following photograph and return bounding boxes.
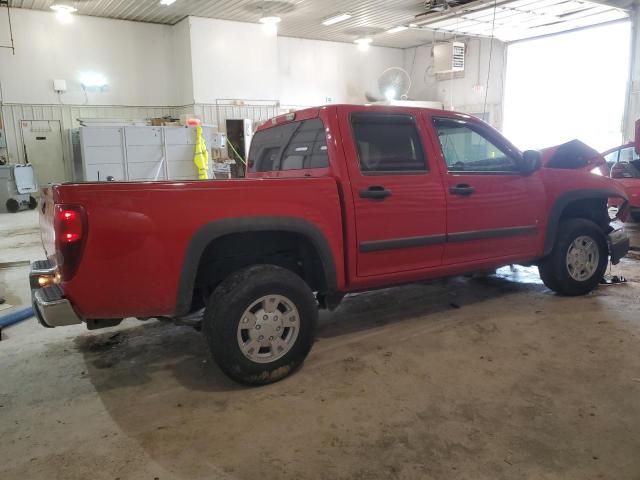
[256,104,465,133]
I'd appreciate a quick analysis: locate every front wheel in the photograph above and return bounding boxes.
[538,218,608,296]
[202,264,318,385]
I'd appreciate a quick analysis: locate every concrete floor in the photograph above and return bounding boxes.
[1,211,640,480]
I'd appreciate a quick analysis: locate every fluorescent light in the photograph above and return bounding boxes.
[354,37,373,52]
[160,0,177,5]
[387,25,408,34]
[259,16,281,35]
[80,72,108,89]
[50,3,77,13]
[322,12,352,26]
[259,16,282,24]
[50,3,76,23]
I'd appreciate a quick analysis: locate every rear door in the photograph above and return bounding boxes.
[338,106,447,277]
[426,114,545,265]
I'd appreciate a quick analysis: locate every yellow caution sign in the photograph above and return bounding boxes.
[193,126,209,180]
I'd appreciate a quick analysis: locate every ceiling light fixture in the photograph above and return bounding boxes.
[50,3,77,23]
[259,15,281,35]
[387,25,408,34]
[322,12,352,26]
[160,0,176,5]
[354,37,373,52]
[50,3,77,13]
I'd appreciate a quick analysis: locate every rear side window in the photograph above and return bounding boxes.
[350,112,426,173]
[249,119,328,172]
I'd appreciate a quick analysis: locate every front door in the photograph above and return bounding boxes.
[427,114,545,265]
[21,120,67,186]
[339,107,447,278]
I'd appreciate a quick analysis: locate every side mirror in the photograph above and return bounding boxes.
[521,150,542,175]
[635,119,640,156]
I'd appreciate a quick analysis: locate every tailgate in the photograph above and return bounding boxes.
[39,186,56,262]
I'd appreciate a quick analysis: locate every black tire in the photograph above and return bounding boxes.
[538,218,608,296]
[28,196,38,210]
[6,198,19,213]
[202,264,318,385]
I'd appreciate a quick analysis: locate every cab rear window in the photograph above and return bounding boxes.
[248,119,328,172]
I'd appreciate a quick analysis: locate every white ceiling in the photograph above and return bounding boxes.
[6,0,631,47]
[414,0,629,41]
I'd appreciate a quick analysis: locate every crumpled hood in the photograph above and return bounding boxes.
[540,139,604,170]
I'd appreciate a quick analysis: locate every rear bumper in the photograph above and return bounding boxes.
[30,261,82,328]
[608,228,630,265]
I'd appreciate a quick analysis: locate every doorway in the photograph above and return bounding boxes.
[225,119,252,178]
[503,21,631,152]
[21,120,66,186]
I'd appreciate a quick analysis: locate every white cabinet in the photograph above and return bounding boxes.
[79,126,224,182]
[124,127,165,181]
[80,126,126,182]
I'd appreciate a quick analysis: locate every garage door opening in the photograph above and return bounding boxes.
[503,21,631,153]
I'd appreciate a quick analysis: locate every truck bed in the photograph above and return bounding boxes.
[40,178,344,319]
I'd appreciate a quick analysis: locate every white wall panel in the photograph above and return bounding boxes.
[403,37,507,129]
[278,37,404,106]
[189,17,279,104]
[0,9,177,106]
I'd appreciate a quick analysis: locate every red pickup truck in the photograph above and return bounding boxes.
[30,104,630,385]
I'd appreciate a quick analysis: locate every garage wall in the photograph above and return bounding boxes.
[0,8,506,168]
[188,17,280,104]
[171,18,195,106]
[186,17,404,106]
[0,8,177,106]
[403,37,507,128]
[278,36,404,106]
[0,10,406,166]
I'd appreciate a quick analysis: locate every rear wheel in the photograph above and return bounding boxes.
[28,196,38,210]
[202,264,318,385]
[538,218,608,296]
[5,198,19,213]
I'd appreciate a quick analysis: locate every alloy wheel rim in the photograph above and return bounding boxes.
[566,235,599,282]
[236,295,300,364]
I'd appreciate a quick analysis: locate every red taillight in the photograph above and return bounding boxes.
[54,204,87,280]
